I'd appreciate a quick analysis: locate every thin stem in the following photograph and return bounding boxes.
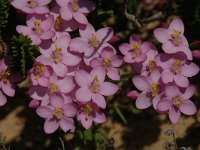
[122,0,141,28]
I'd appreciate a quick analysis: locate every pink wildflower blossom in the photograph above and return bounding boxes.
[90,46,123,80]
[157,85,197,123]
[77,101,106,129]
[11,0,51,14]
[75,68,119,109]
[36,94,77,133]
[119,34,151,63]
[16,15,55,45]
[154,18,192,60]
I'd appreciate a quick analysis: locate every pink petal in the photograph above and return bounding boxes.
[56,0,69,7]
[29,34,41,45]
[177,45,192,60]
[161,69,174,84]
[107,67,120,80]
[99,82,118,96]
[96,27,113,43]
[78,0,96,13]
[92,111,106,123]
[165,85,179,98]
[90,67,106,84]
[33,6,49,14]
[126,90,138,100]
[179,100,197,115]
[16,25,32,35]
[135,92,152,109]
[62,52,81,66]
[36,106,53,118]
[57,76,75,93]
[153,28,170,43]
[174,74,189,88]
[79,23,95,40]
[11,0,26,9]
[28,99,40,109]
[28,85,47,100]
[182,85,196,100]
[81,116,93,129]
[70,37,90,53]
[44,118,59,134]
[41,15,54,30]
[40,30,55,40]
[132,76,149,91]
[157,99,172,111]
[129,34,141,44]
[92,94,106,109]
[75,87,92,102]
[169,18,184,35]
[100,46,114,58]
[162,41,177,54]
[90,58,102,68]
[111,56,123,67]
[63,104,77,117]
[50,94,64,108]
[2,83,15,97]
[52,62,68,77]
[75,69,91,87]
[56,35,71,49]
[60,6,73,21]
[180,62,199,77]
[169,108,181,124]
[149,69,161,83]
[135,54,147,63]
[119,43,131,55]
[0,91,7,106]
[73,11,88,24]
[59,117,75,132]
[39,0,52,5]
[38,77,49,87]
[141,41,151,53]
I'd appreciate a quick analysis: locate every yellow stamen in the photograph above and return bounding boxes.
[33,63,44,80]
[28,0,37,8]
[103,58,112,72]
[171,59,182,74]
[54,16,62,30]
[147,60,156,72]
[49,82,57,94]
[34,20,40,27]
[34,28,42,35]
[53,51,61,63]
[0,70,10,84]
[173,96,183,107]
[89,34,100,47]
[69,1,79,12]
[91,76,99,93]
[51,108,62,120]
[81,103,93,120]
[150,82,159,97]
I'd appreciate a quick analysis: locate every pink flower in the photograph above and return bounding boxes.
[154,18,192,60]
[0,59,15,106]
[77,101,106,129]
[192,50,200,59]
[132,70,163,109]
[36,94,77,133]
[119,34,151,63]
[37,35,81,77]
[127,90,138,100]
[29,62,53,87]
[28,73,75,105]
[56,0,95,25]
[70,23,114,64]
[75,68,119,109]
[11,0,51,14]
[29,99,40,109]
[90,46,123,80]
[16,15,55,45]
[157,85,197,123]
[50,4,80,32]
[159,53,199,87]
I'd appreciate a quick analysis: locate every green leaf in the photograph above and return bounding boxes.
[114,104,127,124]
[0,0,9,29]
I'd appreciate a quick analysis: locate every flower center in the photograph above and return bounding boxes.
[69,0,79,12]
[146,60,156,72]
[49,82,57,95]
[52,108,62,120]
[150,82,159,97]
[33,63,44,80]
[54,16,62,30]
[53,50,61,64]
[28,0,37,8]
[171,29,181,46]
[130,43,140,58]
[33,20,42,35]
[91,76,99,93]
[0,70,10,84]
[173,96,183,108]
[89,34,100,47]
[102,58,112,72]
[171,59,182,74]
[81,103,93,120]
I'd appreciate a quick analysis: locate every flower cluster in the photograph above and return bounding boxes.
[11,0,122,133]
[120,18,199,123]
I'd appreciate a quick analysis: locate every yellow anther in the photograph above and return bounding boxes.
[49,82,57,94]
[34,28,42,35]
[28,0,37,8]
[173,96,183,107]
[81,103,93,120]
[33,63,44,80]
[54,16,62,30]
[69,1,79,12]
[53,52,61,63]
[0,70,10,84]
[34,20,41,27]
[171,59,182,74]
[89,34,100,47]
[91,76,99,93]
[150,82,159,97]
[147,60,156,72]
[52,108,62,120]
[103,58,112,72]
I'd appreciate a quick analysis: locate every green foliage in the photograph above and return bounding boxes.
[10,34,40,77]
[0,0,9,29]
